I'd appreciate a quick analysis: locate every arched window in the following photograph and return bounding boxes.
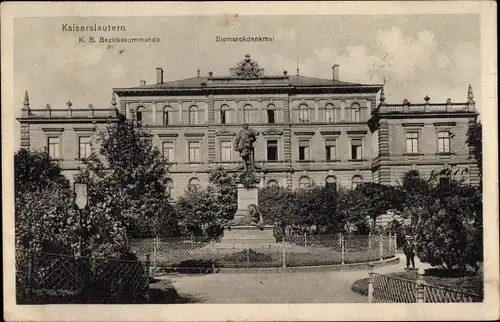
[407,170,420,179]
[299,176,311,189]
[298,104,309,123]
[267,104,276,124]
[266,179,279,188]
[351,175,363,189]
[163,106,172,125]
[243,104,256,123]
[220,104,230,124]
[189,105,198,125]
[439,169,451,186]
[351,103,361,122]
[166,178,174,197]
[136,106,146,122]
[325,176,337,191]
[188,177,201,190]
[325,103,335,123]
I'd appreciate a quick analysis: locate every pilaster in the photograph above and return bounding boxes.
[207,96,216,162]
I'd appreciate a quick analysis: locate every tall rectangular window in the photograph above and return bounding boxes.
[220,141,232,162]
[188,142,201,162]
[438,131,450,153]
[267,140,278,161]
[162,141,174,162]
[267,110,275,123]
[48,137,61,159]
[406,132,419,154]
[298,140,310,161]
[79,136,91,159]
[325,139,336,160]
[351,139,363,160]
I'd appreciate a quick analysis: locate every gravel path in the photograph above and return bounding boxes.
[153,254,431,303]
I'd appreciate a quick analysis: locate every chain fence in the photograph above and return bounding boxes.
[368,266,482,303]
[16,250,150,304]
[129,234,397,272]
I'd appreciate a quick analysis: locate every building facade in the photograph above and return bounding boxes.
[17,54,480,199]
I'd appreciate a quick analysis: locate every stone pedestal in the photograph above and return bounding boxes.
[221,225,276,245]
[231,183,258,225]
[219,182,277,247]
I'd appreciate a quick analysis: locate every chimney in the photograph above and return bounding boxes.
[332,65,339,81]
[156,68,163,84]
[140,80,146,86]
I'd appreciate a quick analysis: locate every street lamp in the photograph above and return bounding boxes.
[74,181,88,256]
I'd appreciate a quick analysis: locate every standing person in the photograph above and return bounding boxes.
[403,237,416,270]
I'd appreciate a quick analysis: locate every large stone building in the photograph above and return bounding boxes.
[17,54,480,200]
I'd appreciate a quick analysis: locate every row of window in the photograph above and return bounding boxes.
[169,175,364,195]
[138,102,363,125]
[47,136,92,159]
[405,131,451,154]
[162,138,364,163]
[47,131,450,163]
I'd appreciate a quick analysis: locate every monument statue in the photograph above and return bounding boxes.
[233,123,258,170]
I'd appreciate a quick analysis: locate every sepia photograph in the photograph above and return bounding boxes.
[2,2,498,321]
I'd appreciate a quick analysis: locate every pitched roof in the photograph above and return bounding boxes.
[122,75,368,90]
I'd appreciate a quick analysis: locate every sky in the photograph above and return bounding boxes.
[13,14,481,120]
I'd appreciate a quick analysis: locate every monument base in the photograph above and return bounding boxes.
[220,225,276,245]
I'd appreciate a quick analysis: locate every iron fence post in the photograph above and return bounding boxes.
[340,234,345,265]
[152,237,157,276]
[368,263,374,303]
[393,234,398,254]
[304,232,307,247]
[145,254,151,290]
[211,240,216,273]
[388,233,392,254]
[245,244,249,268]
[368,232,372,248]
[379,235,384,261]
[416,269,425,303]
[282,239,286,268]
[26,251,34,303]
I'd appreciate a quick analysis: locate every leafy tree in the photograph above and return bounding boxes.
[466,120,482,178]
[397,171,437,235]
[259,186,297,234]
[175,188,210,236]
[15,149,77,253]
[75,115,175,257]
[205,167,237,228]
[175,167,237,237]
[349,183,401,232]
[415,181,482,272]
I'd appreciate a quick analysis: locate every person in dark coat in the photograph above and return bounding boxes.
[403,238,416,270]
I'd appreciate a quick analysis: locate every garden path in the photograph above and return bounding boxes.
[154,254,432,303]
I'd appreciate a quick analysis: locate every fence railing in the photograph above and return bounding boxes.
[129,234,397,272]
[16,251,150,304]
[367,264,483,303]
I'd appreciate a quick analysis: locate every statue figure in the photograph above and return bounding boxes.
[247,204,263,226]
[233,123,258,170]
